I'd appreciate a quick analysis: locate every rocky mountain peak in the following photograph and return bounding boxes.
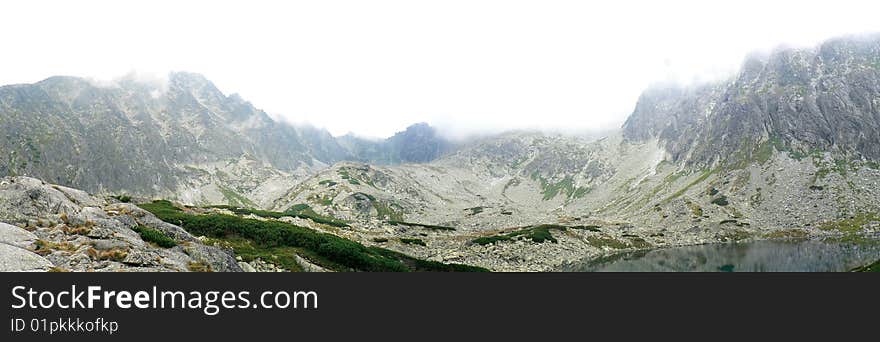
[622,34,880,167]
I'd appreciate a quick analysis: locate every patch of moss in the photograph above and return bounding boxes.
[586,235,629,249]
[763,229,810,239]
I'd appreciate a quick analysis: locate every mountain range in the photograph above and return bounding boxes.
[1,33,879,271]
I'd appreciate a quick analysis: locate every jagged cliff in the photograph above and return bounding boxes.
[624,34,880,167]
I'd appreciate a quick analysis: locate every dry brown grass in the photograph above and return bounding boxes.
[86,247,128,261]
[33,240,78,256]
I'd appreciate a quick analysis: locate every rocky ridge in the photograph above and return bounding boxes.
[0,176,242,272]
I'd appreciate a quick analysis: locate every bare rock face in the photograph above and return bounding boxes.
[0,222,53,271]
[624,34,880,167]
[0,222,38,248]
[0,176,242,272]
[0,244,53,272]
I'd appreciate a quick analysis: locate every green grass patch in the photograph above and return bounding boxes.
[532,175,591,201]
[139,200,485,272]
[662,169,716,203]
[132,225,177,248]
[586,235,629,249]
[218,186,256,208]
[818,213,880,234]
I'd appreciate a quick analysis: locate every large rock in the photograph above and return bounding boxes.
[0,222,38,248]
[0,244,53,272]
[0,177,81,224]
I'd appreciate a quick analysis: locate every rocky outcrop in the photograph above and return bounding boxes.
[624,34,880,168]
[0,222,53,272]
[0,176,242,272]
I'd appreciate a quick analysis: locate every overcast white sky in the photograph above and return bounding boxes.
[1,1,879,138]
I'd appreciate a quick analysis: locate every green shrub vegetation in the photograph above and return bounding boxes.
[465,206,484,215]
[139,200,486,272]
[530,174,590,201]
[132,225,177,248]
[400,238,426,246]
[472,224,566,245]
[112,195,132,203]
[710,196,729,206]
[318,179,338,187]
[387,220,456,231]
[209,204,350,228]
[569,225,601,232]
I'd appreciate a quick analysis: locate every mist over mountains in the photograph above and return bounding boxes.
[0,72,454,199]
[1,34,879,271]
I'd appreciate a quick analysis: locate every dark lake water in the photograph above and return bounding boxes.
[563,239,880,272]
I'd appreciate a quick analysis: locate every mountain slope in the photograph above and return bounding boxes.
[0,73,454,206]
[624,34,880,167]
[266,35,880,270]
